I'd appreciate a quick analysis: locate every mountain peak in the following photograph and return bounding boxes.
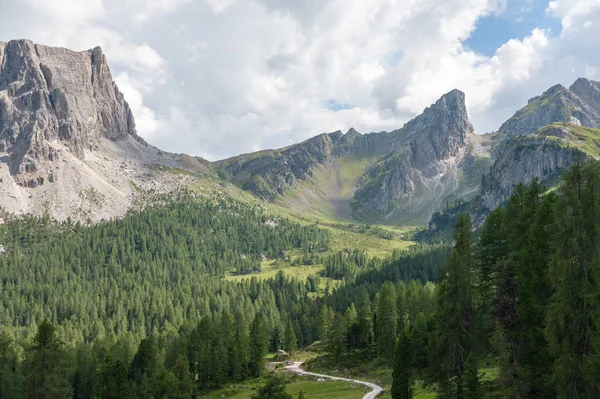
[543,83,567,96]
[499,81,600,135]
[345,127,360,137]
[404,88,472,143]
[440,88,465,101]
[0,39,138,180]
[570,77,600,115]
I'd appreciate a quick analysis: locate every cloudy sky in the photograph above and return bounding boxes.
[1,0,599,160]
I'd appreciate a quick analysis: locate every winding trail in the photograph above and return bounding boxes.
[284,362,383,399]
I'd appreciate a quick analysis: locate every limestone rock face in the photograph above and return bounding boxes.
[0,39,187,222]
[351,90,478,222]
[479,131,582,216]
[570,78,600,115]
[0,39,140,183]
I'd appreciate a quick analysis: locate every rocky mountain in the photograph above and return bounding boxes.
[350,90,488,223]
[214,89,491,224]
[4,39,600,229]
[479,79,600,213]
[419,79,600,240]
[0,39,191,221]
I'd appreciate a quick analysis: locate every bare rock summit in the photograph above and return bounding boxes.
[0,39,144,183]
[0,40,184,221]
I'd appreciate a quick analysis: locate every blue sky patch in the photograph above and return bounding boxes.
[464,0,562,56]
[323,99,355,112]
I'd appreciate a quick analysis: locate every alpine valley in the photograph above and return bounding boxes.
[4,39,600,399]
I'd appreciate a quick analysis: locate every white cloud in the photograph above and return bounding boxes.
[1,0,600,159]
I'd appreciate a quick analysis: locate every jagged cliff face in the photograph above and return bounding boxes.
[0,39,141,186]
[216,131,344,201]
[5,39,600,228]
[479,126,585,218]
[351,90,479,222]
[0,40,186,221]
[480,79,600,217]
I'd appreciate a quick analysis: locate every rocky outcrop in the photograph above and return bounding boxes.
[570,78,600,115]
[479,128,584,217]
[419,123,595,241]
[498,82,600,136]
[351,90,477,222]
[0,39,191,222]
[0,39,141,185]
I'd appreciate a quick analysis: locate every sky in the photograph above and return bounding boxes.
[1,0,600,160]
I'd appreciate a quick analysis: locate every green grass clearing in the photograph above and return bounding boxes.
[201,375,368,399]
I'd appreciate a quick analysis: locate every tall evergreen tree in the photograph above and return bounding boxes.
[249,314,268,378]
[429,213,477,398]
[375,282,397,362]
[391,327,414,399]
[24,321,72,399]
[546,161,600,398]
[284,320,298,353]
[95,356,133,399]
[357,290,374,348]
[0,330,23,399]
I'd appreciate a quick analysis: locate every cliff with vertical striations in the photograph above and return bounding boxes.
[0,39,187,221]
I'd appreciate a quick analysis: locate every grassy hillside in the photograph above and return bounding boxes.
[281,154,382,219]
[537,122,600,159]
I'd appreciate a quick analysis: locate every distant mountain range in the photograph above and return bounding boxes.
[2,39,600,227]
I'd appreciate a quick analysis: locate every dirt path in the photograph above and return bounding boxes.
[284,362,383,399]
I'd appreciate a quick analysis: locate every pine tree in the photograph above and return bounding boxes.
[95,356,134,399]
[357,290,374,348]
[0,330,23,399]
[168,355,194,399]
[284,320,297,353]
[326,313,347,360]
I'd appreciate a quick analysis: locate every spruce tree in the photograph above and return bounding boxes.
[357,290,374,348]
[0,330,23,399]
[284,320,298,353]
[95,356,134,399]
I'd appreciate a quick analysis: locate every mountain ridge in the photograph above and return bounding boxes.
[2,39,600,228]
[214,88,488,224]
